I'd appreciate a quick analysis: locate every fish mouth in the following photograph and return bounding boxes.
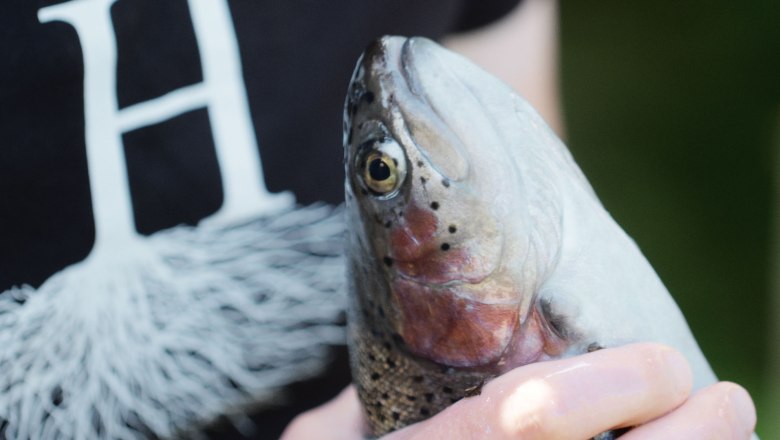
[393,247,492,287]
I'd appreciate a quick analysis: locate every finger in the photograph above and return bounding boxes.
[280,386,365,440]
[385,343,692,440]
[621,382,756,440]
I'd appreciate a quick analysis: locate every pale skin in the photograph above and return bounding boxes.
[284,1,758,438]
[443,0,564,135]
[281,344,756,439]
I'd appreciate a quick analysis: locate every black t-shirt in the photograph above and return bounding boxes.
[0,1,521,438]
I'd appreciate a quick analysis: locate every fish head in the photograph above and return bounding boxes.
[344,37,541,368]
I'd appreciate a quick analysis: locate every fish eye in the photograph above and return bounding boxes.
[358,139,406,198]
[364,152,396,192]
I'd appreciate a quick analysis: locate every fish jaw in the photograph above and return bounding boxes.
[387,199,499,285]
[391,277,521,367]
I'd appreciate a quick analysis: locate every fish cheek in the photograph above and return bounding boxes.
[392,279,519,367]
[388,202,438,262]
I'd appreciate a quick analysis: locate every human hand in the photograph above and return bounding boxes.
[280,343,756,439]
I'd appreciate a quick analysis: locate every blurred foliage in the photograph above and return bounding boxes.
[560,1,780,437]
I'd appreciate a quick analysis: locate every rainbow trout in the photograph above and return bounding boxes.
[343,36,717,437]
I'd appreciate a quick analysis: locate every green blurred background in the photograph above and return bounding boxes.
[559,1,780,437]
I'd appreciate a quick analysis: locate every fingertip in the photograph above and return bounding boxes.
[589,343,693,405]
[620,381,757,440]
[338,385,359,404]
[622,343,692,387]
[319,385,360,414]
[657,345,694,402]
[476,343,698,439]
[722,382,757,435]
[280,386,365,440]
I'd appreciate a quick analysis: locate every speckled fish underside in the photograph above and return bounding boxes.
[343,36,717,438]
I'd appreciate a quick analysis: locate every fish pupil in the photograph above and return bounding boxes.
[369,158,391,181]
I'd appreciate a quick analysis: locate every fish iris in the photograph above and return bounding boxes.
[363,151,399,194]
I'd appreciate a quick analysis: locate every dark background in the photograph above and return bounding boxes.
[559,1,780,437]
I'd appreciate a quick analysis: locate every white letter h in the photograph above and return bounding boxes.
[39,0,290,255]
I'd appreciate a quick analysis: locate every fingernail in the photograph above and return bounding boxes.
[662,348,693,396]
[729,385,757,433]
